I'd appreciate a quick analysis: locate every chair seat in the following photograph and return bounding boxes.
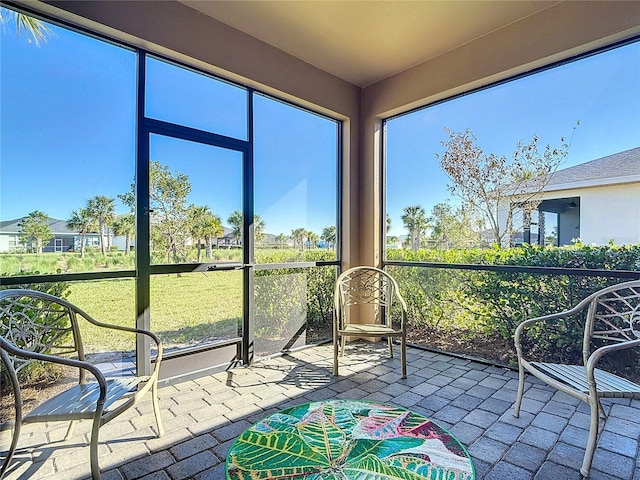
[24,376,147,422]
[339,323,401,336]
[531,362,640,398]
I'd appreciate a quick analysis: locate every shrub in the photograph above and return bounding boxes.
[388,243,640,366]
[254,250,335,343]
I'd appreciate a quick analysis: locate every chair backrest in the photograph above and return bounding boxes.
[583,280,640,362]
[334,266,401,326]
[0,289,83,376]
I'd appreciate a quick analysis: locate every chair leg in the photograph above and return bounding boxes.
[387,337,394,358]
[400,337,407,379]
[0,421,21,480]
[64,421,76,440]
[581,398,601,478]
[340,337,346,357]
[89,414,102,480]
[333,334,339,376]
[597,399,608,421]
[152,381,165,437]
[514,362,525,418]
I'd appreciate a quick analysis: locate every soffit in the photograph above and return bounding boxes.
[180,0,558,87]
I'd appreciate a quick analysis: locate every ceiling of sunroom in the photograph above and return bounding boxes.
[180,0,558,87]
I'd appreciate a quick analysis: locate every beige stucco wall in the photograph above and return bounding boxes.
[497,182,640,247]
[577,183,640,246]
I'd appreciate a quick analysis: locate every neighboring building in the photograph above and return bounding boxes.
[216,227,240,248]
[502,147,640,246]
[0,217,100,253]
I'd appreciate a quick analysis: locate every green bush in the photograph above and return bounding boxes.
[388,243,640,366]
[254,250,336,343]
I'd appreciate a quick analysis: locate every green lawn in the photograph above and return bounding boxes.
[67,272,243,355]
[2,248,336,357]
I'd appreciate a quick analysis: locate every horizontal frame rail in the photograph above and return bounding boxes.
[383,261,640,280]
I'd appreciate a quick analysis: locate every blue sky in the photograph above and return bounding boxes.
[1,14,338,236]
[386,41,640,236]
[1,11,639,239]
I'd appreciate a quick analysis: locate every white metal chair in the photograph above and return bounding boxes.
[513,280,640,477]
[0,289,165,480]
[333,266,408,378]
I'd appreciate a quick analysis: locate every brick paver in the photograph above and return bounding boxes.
[2,342,640,479]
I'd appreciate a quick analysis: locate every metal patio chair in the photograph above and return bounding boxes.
[0,289,165,480]
[333,266,408,378]
[513,279,640,477]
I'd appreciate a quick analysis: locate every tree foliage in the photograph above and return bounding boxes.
[67,207,97,257]
[189,205,223,260]
[149,160,192,263]
[19,211,53,254]
[227,210,243,245]
[112,213,135,256]
[429,201,481,249]
[437,128,570,246]
[291,228,307,250]
[87,195,116,255]
[401,205,429,251]
[0,7,54,46]
[227,211,266,246]
[321,226,337,249]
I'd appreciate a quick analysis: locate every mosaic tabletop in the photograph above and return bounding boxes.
[226,399,475,479]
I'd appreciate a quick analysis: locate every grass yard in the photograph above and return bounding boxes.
[67,271,243,356]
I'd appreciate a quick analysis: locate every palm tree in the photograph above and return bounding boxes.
[201,213,223,259]
[227,210,243,245]
[227,211,266,246]
[88,195,116,255]
[275,233,288,248]
[112,214,135,256]
[401,205,429,251]
[67,208,97,258]
[0,8,54,46]
[189,205,210,262]
[307,230,319,249]
[254,215,266,245]
[189,206,223,260]
[321,226,336,249]
[291,228,306,250]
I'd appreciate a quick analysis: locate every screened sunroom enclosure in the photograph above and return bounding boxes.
[1,4,340,381]
[1,0,639,383]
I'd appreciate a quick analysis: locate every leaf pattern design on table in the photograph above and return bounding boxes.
[226,399,475,480]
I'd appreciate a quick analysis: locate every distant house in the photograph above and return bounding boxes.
[0,217,101,253]
[216,227,241,248]
[501,147,640,246]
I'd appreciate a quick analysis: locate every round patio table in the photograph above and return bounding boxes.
[226,399,475,479]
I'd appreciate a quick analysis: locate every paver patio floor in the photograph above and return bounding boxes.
[2,342,639,480]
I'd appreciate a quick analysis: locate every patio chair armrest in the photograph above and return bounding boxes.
[0,338,108,400]
[71,306,163,363]
[88,321,163,363]
[514,287,609,349]
[514,310,570,341]
[585,338,640,382]
[514,305,588,356]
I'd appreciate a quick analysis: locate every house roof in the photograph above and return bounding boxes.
[547,146,640,188]
[0,217,77,235]
[512,146,640,195]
